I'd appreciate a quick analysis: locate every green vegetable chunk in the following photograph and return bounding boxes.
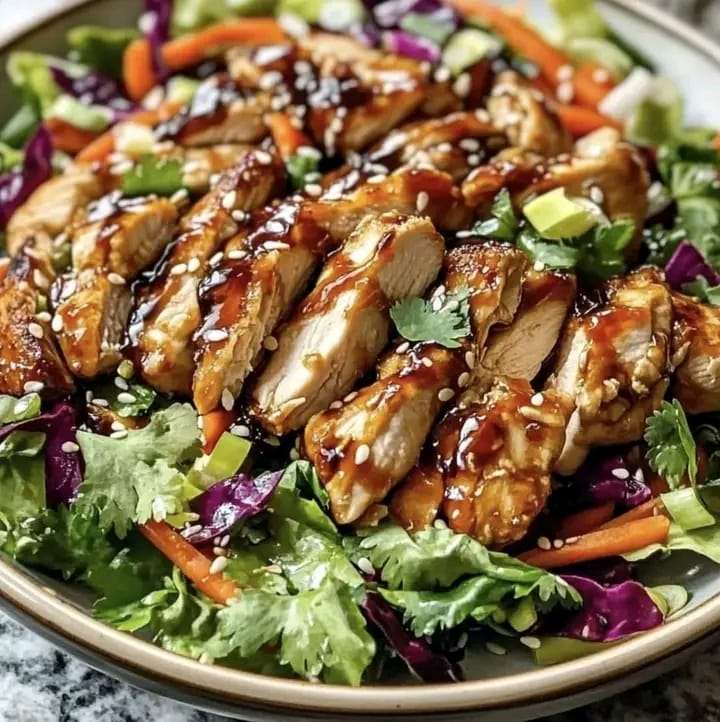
[523,188,599,240]
[122,156,185,197]
[205,432,251,480]
[442,29,502,77]
[66,25,140,78]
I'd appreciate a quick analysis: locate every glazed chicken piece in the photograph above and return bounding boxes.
[548,267,672,475]
[6,165,104,257]
[0,249,74,396]
[391,378,571,546]
[128,151,285,393]
[670,293,720,413]
[251,214,445,433]
[191,166,470,413]
[163,144,256,193]
[303,243,528,525]
[487,71,572,157]
[478,270,577,383]
[53,194,179,378]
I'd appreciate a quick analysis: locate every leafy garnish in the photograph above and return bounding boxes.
[66,25,139,78]
[644,400,697,489]
[280,459,329,510]
[0,431,46,525]
[286,152,320,191]
[471,188,518,241]
[122,155,184,197]
[113,383,157,417]
[683,275,720,305]
[0,393,41,423]
[390,287,471,348]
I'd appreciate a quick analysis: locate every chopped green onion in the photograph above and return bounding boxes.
[661,487,715,531]
[508,596,538,632]
[648,584,688,619]
[205,431,251,480]
[523,188,599,240]
[442,29,502,77]
[533,636,618,666]
[47,95,112,133]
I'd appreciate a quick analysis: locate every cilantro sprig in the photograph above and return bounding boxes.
[644,399,697,489]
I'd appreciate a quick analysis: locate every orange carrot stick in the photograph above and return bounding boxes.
[202,408,236,454]
[45,117,100,154]
[520,516,670,569]
[0,258,10,283]
[140,520,238,604]
[124,19,286,102]
[266,112,311,160]
[597,498,666,530]
[555,502,615,540]
[555,103,622,137]
[573,61,615,108]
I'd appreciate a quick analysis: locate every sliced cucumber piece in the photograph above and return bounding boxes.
[442,28,502,77]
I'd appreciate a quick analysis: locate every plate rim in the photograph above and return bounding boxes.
[1,0,720,716]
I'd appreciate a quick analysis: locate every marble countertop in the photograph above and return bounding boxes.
[2,1,719,721]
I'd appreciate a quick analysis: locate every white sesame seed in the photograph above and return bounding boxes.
[221,388,235,411]
[36,311,51,323]
[354,444,370,465]
[170,188,189,205]
[485,642,507,656]
[422,357,433,368]
[111,421,125,432]
[232,209,247,223]
[304,183,322,197]
[289,448,300,460]
[51,315,64,332]
[93,397,109,407]
[213,546,227,557]
[592,68,610,84]
[459,138,480,152]
[416,191,429,213]
[553,539,564,549]
[465,351,476,369]
[209,556,228,575]
[255,150,273,165]
[187,257,201,273]
[262,241,291,251]
[117,392,136,404]
[565,536,579,544]
[589,186,605,205]
[530,393,544,407]
[520,636,541,650]
[61,441,79,453]
[366,174,387,184]
[114,376,129,390]
[458,372,471,388]
[259,70,283,90]
[220,534,230,547]
[33,269,49,290]
[533,260,546,272]
[434,66,451,83]
[581,624,591,639]
[181,524,203,538]
[28,322,44,339]
[110,429,129,440]
[205,329,229,343]
[263,335,278,351]
[209,251,224,267]
[611,467,630,480]
[452,73,471,98]
[556,81,574,104]
[438,387,454,402]
[557,64,574,81]
[537,536,551,550]
[329,400,343,410]
[231,424,251,438]
[357,557,374,575]
[227,249,247,261]
[344,391,358,403]
[396,341,410,354]
[221,190,237,210]
[170,263,187,276]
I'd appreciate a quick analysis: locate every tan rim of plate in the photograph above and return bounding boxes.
[1,0,720,715]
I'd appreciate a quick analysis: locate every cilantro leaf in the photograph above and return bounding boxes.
[516,228,579,269]
[0,431,46,525]
[683,275,720,305]
[0,392,41,422]
[113,383,157,418]
[122,155,184,197]
[644,400,697,489]
[390,287,471,348]
[576,220,635,281]
[279,459,329,509]
[75,403,201,537]
[286,151,320,191]
[643,224,687,266]
[471,188,518,241]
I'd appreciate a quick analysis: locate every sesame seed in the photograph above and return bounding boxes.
[289,448,300,460]
[220,534,230,547]
[221,388,235,411]
[416,191,429,213]
[93,398,109,408]
[110,429,128,439]
[354,444,370,465]
[181,524,203,538]
[581,624,591,639]
[187,257,201,273]
[438,387,454,402]
[209,251,224,266]
[111,421,125,432]
[170,263,187,276]
[611,467,630,480]
[434,66,451,83]
[537,536,551,550]
[209,556,227,575]
[232,209,247,223]
[263,335,279,351]
[117,392,136,404]
[533,260,546,272]
[36,311,51,323]
[304,183,322,197]
[61,441,79,453]
[344,391,358,403]
[221,190,237,210]
[213,546,227,557]
[530,392,544,407]
[205,329,229,343]
[231,424,251,438]
[556,81,574,104]
[422,357,433,368]
[459,138,480,152]
[227,249,247,260]
[114,376,129,390]
[485,641,507,656]
[33,269,49,290]
[366,174,387,184]
[592,68,610,83]
[565,536,579,544]
[458,372,471,388]
[452,73,471,98]
[552,539,564,549]
[396,341,410,354]
[557,64,574,81]
[51,315,64,332]
[520,636,541,650]
[28,322,44,339]
[589,186,605,205]
[357,557,374,575]
[255,150,273,165]
[329,400,343,410]
[170,188,189,205]
[263,241,291,251]
[465,351,476,369]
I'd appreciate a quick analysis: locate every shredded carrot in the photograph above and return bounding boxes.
[519,516,670,569]
[124,19,286,102]
[572,61,615,108]
[598,498,666,530]
[555,502,616,539]
[555,103,622,137]
[45,117,100,154]
[0,258,9,283]
[202,408,236,454]
[266,112,311,161]
[140,520,239,604]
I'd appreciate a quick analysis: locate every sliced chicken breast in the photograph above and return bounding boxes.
[548,267,672,474]
[391,378,571,546]
[128,151,285,393]
[670,293,720,413]
[164,144,255,193]
[251,214,445,433]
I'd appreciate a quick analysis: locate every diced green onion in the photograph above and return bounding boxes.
[533,636,618,666]
[565,37,633,80]
[647,584,688,619]
[442,29,502,77]
[661,487,716,531]
[165,76,201,106]
[47,95,113,133]
[508,596,538,632]
[400,13,454,46]
[523,188,599,240]
[205,431,251,480]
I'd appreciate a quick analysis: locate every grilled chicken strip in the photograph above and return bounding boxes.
[251,214,445,433]
[191,166,470,413]
[128,151,285,393]
[54,194,179,378]
[391,378,571,546]
[303,243,527,525]
[670,293,720,413]
[487,71,572,157]
[0,249,74,396]
[7,165,104,257]
[165,144,256,193]
[479,270,576,382]
[548,267,672,474]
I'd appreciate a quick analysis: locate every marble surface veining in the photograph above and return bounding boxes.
[1,1,720,721]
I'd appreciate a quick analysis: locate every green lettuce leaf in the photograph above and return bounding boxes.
[0,431,46,525]
[624,519,720,565]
